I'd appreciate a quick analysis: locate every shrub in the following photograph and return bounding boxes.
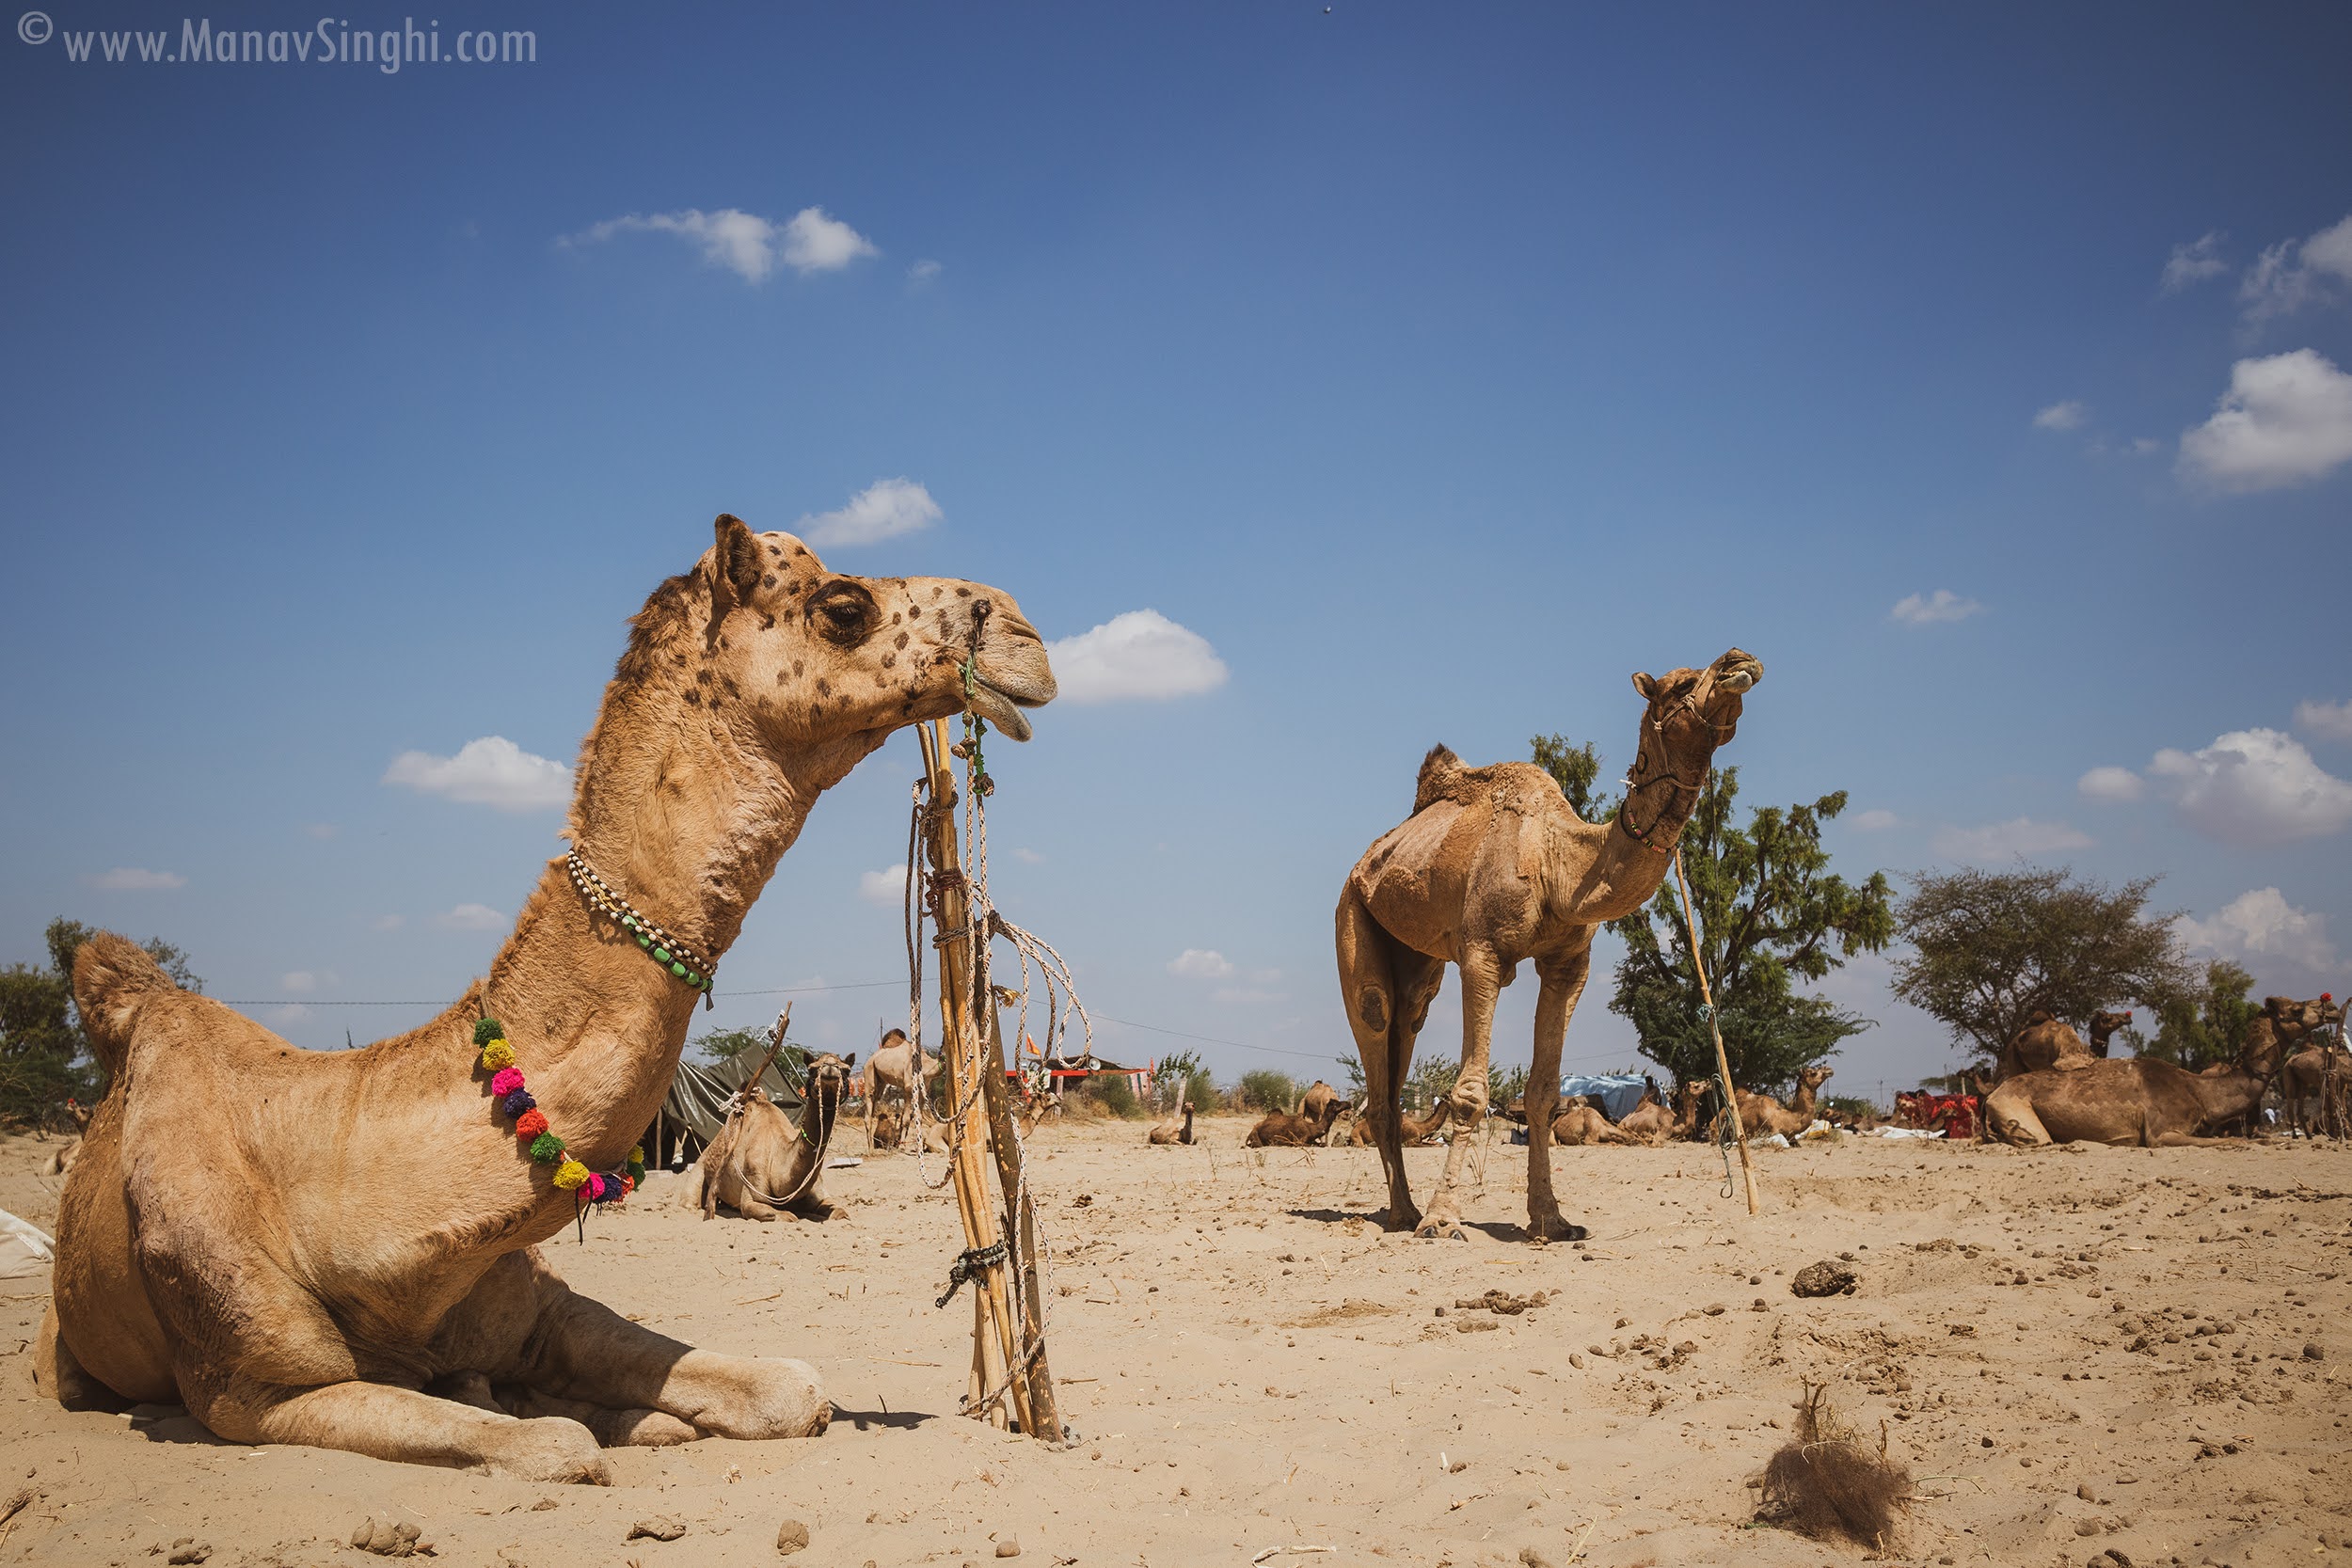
[1087,1072,1142,1119]
[1236,1069,1296,1114]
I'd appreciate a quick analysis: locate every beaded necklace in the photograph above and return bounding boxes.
[473,1017,645,1211]
[564,850,719,1007]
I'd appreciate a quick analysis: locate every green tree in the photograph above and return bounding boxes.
[2134,958,2258,1071]
[1150,1049,1216,1113]
[1531,734,1617,822]
[1,919,201,1124]
[1605,765,1895,1097]
[1235,1069,1296,1114]
[1405,1050,1459,1112]
[1890,867,2198,1068]
[691,1025,770,1062]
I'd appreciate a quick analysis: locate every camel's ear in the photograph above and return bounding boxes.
[1631,672,1658,701]
[843,1053,857,1070]
[713,514,766,609]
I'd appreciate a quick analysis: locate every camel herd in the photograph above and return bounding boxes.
[27,518,2350,1487]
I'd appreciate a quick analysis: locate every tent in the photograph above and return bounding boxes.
[1559,1073,1653,1122]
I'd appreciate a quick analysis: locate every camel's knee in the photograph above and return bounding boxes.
[1355,987,1390,1036]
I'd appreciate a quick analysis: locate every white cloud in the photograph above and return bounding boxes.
[301,822,339,840]
[1168,948,1235,980]
[908,259,943,283]
[2161,231,2229,293]
[562,205,876,283]
[2076,766,2145,803]
[1849,809,1899,832]
[2293,698,2352,744]
[2238,214,2352,324]
[858,865,908,906]
[280,971,338,993]
[434,903,507,932]
[2032,401,2089,431]
[798,478,941,547]
[2177,888,2338,976]
[1931,818,2093,862]
[1889,590,1984,626]
[88,866,185,890]
[779,207,880,274]
[2178,349,2352,492]
[383,736,570,813]
[1012,847,1044,864]
[2147,727,2352,847]
[371,914,405,932]
[1046,610,1230,703]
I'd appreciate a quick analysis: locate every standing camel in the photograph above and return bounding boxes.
[1337,648,1760,1239]
[862,1027,939,1150]
[39,515,1056,1481]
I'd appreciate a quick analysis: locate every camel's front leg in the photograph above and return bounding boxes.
[1522,948,1592,1243]
[211,1375,610,1483]
[1419,944,1504,1240]
[525,1281,828,1441]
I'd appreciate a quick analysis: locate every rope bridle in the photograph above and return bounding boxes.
[1616,691,1736,853]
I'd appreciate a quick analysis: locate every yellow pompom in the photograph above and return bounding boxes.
[628,1146,645,1165]
[480,1039,516,1071]
[552,1160,589,1191]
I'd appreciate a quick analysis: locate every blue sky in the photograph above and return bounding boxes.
[4,4,2349,1101]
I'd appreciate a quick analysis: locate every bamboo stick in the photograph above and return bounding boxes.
[1673,847,1760,1216]
[915,721,1035,1433]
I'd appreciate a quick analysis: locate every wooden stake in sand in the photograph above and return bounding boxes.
[1673,846,1760,1215]
[914,718,1064,1442]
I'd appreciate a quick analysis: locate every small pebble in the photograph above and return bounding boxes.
[629,1517,686,1542]
[995,1537,1021,1559]
[776,1518,812,1556]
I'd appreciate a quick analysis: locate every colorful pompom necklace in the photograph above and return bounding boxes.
[474,1017,645,1224]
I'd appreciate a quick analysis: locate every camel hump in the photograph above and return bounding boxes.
[1414,744,1463,816]
[72,931,179,1075]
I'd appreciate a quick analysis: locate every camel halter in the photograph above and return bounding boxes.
[1617,692,1729,853]
[564,849,719,1008]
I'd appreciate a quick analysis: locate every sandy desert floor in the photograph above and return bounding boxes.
[4,1117,2350,1568]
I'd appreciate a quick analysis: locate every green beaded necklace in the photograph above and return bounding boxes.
[564,849,718,1008]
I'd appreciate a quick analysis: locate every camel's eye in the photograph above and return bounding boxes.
[807,582,877,645]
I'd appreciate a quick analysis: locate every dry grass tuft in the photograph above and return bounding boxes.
[1757,1382,1912,1549]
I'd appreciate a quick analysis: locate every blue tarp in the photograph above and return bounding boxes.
[1559,1073,1651,1122]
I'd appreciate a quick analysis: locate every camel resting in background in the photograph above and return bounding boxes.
[1736,1066,1833,1140]
[1298,1080,1343,1122]
[694,1051,853,1222]
[1619,1079,1708,1144]
[1148,1101,1195,1146]
[1987,1056,2267,1147]
[1352,1100,1447,1148]
[1550,1103,1635,1146]
[1246,1098,1347,1148]
[1997,1009,2131,1082]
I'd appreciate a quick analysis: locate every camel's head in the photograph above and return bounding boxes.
[1629,647,1762,782]
[1797,1065,1834,1093]
[2088,1009,2133,1054]
[803,1051,853,1098]
[619,515,1057,769]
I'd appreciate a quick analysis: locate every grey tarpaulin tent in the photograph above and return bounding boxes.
[647,1051,809,1170]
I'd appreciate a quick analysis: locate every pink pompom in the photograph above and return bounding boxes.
[489,1067,525,1097]
[585,1174,606,1201]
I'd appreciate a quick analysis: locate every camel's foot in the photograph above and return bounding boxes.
[1413,1208,1470,1242]
[481,1416,612,1483]
[504,1387,702,1449]
[1378,1199,1422,1233]
[1525,1209,1587,1244]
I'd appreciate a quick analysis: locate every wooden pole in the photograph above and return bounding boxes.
[916,721,1061,1437]
[1674,847,1760,1216]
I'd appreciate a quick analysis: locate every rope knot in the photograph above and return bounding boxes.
[935,1241,1010,1308]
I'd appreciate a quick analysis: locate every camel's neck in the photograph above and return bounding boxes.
[453,684,884,1201]
[1555,729,1726,925]
[1789,1080,1820,1117]
[2189,1067,2265,1122]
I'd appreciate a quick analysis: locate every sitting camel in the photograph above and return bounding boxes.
[694,1050,854,1222]
[1551,1103,1635,1146]
[1987,1053,2268,1148]
[1351,1099,1446,1148]
[1616,1079,1708,1145]
[1339,649,1760,1239]
[863,1028,940,1151]
[1996,1009,2131,1082]
[38,515,1056,1481]
[1246,1097,1348,1148]
[1736,1066,1834,1140]
[1147,1100,1196,1146]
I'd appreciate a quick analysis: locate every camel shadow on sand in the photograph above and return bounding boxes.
[1285,1207,1563,1243]
[828,1403,934,1433]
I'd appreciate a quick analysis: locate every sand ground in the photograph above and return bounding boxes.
[4,1117,2349,1568]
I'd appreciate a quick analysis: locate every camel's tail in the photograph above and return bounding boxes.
[1413,743,1462,816]
[72,931,180,1077]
